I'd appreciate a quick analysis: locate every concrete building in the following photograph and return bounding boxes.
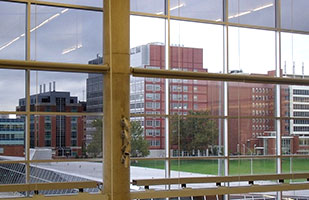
[17,84,85,157]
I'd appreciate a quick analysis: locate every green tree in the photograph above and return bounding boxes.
[87,118,103,157]
[87,119,149,157]
[130,121,150,157]
[171,110,218,156]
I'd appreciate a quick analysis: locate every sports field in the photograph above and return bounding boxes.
[131,158,308,175]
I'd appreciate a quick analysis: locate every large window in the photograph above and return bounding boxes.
[1,0,309,199]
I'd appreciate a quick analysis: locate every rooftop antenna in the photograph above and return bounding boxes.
[302,62,305,79]
[293,61,295,78]
[82,89,85,101]
[284,61,287,76]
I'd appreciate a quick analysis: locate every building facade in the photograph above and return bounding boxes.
[0,118,24,156]
[17,85,85,157]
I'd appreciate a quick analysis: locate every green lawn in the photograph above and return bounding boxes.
[131,158,309,176]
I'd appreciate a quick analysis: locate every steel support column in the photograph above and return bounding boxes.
[103,0,130,200]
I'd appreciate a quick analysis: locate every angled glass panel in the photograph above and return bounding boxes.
[130,0,165,15]
[281,33,309,78]
[228,0,275,27]
[0,69,25,111]
[35,0,103,8]
[170,20,223,73]
[0,1,26,60]
[282,0,309,31]
[30,5,103,64]
[229,27,276,74]
[170,0,223,21]
[130,16,166,68]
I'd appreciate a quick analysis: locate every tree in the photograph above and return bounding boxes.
[87,118,102,157]
[130,121,150,157]
[87,119,149,157]
[171,110,218,156]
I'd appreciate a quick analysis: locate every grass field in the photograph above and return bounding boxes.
[131,158,309,176]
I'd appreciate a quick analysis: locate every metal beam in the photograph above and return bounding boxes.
[0,181,98,192]
[132,67,309,86]
[0,59,109,73]
[130,183,309,199]
[132,173,309,186]
[103,0,130,199]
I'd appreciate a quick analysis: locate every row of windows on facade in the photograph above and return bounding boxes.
[252,118,271,123]
[0,134,24,140]
[146,129,160,136]
[146,120,161,127]
[0,124,24,131]
[252,87,272,93]
[148,140,160,147]
[252,102,272,108]
[293,97,309,102]
[294,127,309,132]
[294,112,309,117]
[252,95,272,101]
[294,104,309,110]
[252,110,271,116]
[293,89,309,96]
[252,124,269,131]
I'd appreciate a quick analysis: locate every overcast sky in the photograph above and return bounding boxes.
[1,0,309,111]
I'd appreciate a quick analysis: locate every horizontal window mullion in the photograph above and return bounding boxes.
[131,68,309,86]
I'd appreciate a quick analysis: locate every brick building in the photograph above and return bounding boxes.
[130,43,309,157]
[17,84,85,157]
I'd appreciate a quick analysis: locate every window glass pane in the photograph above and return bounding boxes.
[0,69,25,111]
[170,20,223,73]
[229,27,276,74]
[281,0,309,31]
[281,85,309,156]
[0,114,25,159]
[130,0,165,15]
[30,161,100,194]
[170,159,223,178]
[0,1,26,60]
[31,5,103,64]
[35,0,102,7]
[29,114,101,159]
[130,16,166,68]
[29,71,92,113]
[170,0,223,21]
[281,33,309,77]
[229,158,276,175]
[131,160,166,183]
[228,0,275,27]
[228,82,276,156]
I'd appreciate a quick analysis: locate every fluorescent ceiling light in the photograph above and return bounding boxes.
[156,3,185,15]
[0,8,68,52]
[62,44,83,55]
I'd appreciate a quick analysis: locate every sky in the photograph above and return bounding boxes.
[1,0,309,111]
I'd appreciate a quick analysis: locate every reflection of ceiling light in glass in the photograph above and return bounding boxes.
[215,3,273,21]
[0,8,68,52]
[228,3,273,19]
[156,3,185,15]
[62,44,83,55]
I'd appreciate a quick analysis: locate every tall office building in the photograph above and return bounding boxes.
[86,56,104,147]
[17,83,85,157]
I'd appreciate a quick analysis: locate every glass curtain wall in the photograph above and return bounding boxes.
[0,0,103,197]
[130,0,309,199]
